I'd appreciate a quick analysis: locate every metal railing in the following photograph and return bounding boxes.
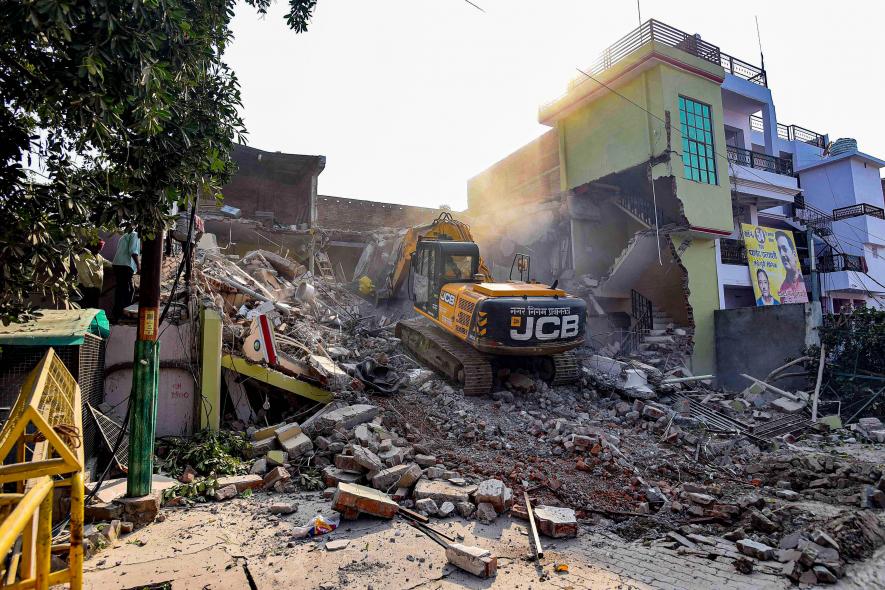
[832,203,885,222]
[631,289,653,332]
[794,201,834,237]
[0,349,85,589]
[720,53,767,86]
[620,193,662,227]
[818,253,867,273]
[727,144,794,176]
[719,238,748,265]
[749,115,827,149]
[551,19,765,108]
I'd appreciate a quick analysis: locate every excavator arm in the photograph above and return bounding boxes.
[384,212,492,299]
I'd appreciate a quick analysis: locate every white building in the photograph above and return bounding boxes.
[712,65,885,312]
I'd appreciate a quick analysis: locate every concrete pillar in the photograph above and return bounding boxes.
[200,308,222,431]
[761,103,778,156]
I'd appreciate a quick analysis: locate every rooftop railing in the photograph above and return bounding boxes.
[558,19,766,100]
[750,115,827,149]
[727,144,795,176]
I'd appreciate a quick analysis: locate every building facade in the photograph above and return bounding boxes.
[467,19,885,374]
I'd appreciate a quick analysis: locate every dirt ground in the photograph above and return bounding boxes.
[83,489,885,590]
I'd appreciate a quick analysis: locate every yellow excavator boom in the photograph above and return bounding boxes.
[385,212,492,298]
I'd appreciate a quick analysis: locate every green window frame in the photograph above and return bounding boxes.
[678,96,718,185]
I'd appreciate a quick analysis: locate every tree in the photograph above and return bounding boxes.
[0,0,318,324]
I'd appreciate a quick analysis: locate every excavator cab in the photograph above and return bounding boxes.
[410,239,479,318]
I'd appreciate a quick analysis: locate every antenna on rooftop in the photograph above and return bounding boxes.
[755,16,765,71]
[636,0,642,27]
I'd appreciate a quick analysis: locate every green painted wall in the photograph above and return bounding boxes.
[560,67,664,189]
[658,67,733,233]
[671,233,719,374]
[551,42,732,373]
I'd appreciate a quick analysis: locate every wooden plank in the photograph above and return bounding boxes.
[398,506,429,524]
[523,492,543,560]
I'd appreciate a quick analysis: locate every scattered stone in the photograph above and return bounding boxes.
[269,502,298,515]
[213,485,238,502]
[352,446,384,471]
[178,465,197,484]
[318,404,380,432]
[216,474,263,494]
[250,458,268,476]
[372,463,421,491]
[455,502,475,518]
[322,466,363,488]
[262,467,291,489]
[438,501,455,518]
[281,432,313,459]
[85,502,123,522]
[475,502,497,524]
[332,482,399,520]
[326,539,351,551]
[414,479,470,505]
[414,454,437,467]
[685,492,715,506]
[474,479,507,513]
[737,539,775,560]
[533,505,577,538]
[249,436,276,457]
[266,450,288,467]
[812,565,837,584]
[445,543,497,578]
[415,498,439,516]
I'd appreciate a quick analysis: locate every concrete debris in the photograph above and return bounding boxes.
[532,505,578,538]
[332,482,399,520]
[445,543,497,578]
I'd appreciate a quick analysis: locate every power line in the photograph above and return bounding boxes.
[463,0,485,12]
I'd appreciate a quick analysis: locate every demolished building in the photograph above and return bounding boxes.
[467,19,885,381]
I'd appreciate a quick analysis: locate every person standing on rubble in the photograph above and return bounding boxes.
[111,229,141,321]
[73,239,111,309]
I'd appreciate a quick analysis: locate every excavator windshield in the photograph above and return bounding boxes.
[442,254,475,280]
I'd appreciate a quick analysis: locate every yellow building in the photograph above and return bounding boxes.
[468,20,781,374]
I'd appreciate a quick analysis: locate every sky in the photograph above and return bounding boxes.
[227,0,885,211]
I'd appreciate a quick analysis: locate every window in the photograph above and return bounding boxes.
[679,96,718,185]
[442,254,476,281]
[724,125,744,148]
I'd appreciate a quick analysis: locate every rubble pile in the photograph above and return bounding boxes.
[80,242,885,583]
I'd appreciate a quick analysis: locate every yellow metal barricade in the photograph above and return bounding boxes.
[0,349,84,589]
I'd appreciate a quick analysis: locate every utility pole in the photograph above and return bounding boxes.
[127,232,162,498]
[807,226,820,303]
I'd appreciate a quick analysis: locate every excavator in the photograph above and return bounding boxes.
[388,213,587,395]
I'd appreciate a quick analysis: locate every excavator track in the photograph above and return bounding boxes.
[396,318,494,396]
[550,351,580,386]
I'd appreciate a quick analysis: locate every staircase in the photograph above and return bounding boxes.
[623,301,692,368]
[622,300,691,370]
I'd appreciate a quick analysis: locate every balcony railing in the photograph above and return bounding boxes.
[817,253,867,273]
[719,238,748,265]
[720,53,767,86]
[793,200,834,237]
[749,115,827,149]
[727,144,794,176]
[832,203,885,222]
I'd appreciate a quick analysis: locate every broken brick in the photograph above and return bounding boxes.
[332,482,398,520]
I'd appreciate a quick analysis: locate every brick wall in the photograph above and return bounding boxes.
[316,195,442,231]
[467,129,561,215]
[216,144,325,226]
